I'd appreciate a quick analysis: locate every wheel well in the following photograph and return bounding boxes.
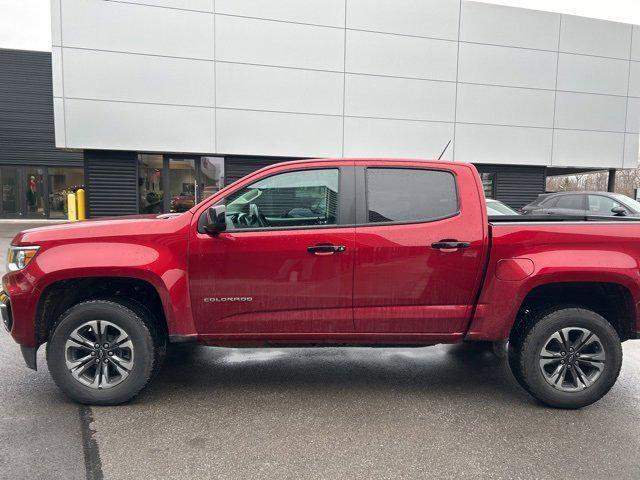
[512,282,636,342]
[36,277,168,345]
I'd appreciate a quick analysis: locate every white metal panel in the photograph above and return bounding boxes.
[343,117,454,159]
[629,61,640,98]
[215,0,345,27]
[557,53,629,96]
[456,83,555,128]
[61,0,214,59]
[552,130,624,167]
[460,1,560,51]
[458,43,558,90]
[633,26,640,61]
[454,124,552,165]
[216,109,342,157]
[215,15,344,71]
[346,30,458,81]
[65,99,215,153]
[554,91,627,132]
[626,97,640,133]
[216,63,343,115]
[344,74,456,122]
[346,0,459,40]
[63,49,215,107]
[108,0,214,11]
[51,47,63,98]
[51,0,61,46]
[53,98,66,148]
[624,134,640,167]
[560,15,632,59]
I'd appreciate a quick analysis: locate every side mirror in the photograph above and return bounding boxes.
[204,205,227,233]
[611,206,627,216]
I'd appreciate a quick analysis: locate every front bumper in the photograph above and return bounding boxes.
[0,290,12,333]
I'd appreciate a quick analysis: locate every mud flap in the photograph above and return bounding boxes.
[21,345,37,370]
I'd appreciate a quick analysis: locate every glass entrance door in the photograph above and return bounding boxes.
[167,157,197,213]
[24,168,46,218]
[0,167,20,217]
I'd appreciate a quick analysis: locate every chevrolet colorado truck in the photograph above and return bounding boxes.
[3,159,639,408]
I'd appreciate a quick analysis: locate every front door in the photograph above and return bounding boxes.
[353,163,486,335]
[189,164,355,336]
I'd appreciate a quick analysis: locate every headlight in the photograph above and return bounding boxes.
[7,246,40,272]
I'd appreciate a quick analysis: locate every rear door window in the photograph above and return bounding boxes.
[366,168,458,223]
[555,195,584,210]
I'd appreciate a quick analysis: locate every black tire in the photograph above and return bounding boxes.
[46,298,166,405]
[508,306,622,409]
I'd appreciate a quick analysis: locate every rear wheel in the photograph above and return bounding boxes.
[509,307,622,409]
[46,299,165,405]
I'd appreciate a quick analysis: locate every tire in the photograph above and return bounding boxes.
[46,298,166,405]
[508,306,622,409]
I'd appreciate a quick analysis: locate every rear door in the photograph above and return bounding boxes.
[353,162,486,335]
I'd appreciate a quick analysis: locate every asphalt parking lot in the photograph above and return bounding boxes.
[1,222,640,480]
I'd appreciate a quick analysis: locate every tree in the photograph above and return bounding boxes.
[546,168,640,199]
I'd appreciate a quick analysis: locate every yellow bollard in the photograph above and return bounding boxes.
[76,188,86,220]
[67,192,77,221]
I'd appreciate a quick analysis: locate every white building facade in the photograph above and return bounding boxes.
[49,0,640,215]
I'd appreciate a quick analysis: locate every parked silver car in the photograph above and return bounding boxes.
[521,192,640,217]
[486,198,519,216]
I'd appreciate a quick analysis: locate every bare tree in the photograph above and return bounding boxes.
[546,168,640,199]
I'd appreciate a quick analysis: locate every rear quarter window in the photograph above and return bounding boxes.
[366,168,458,223]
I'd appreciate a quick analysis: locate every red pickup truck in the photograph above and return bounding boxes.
[3,159,639,408]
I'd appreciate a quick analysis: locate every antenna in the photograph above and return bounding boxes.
[437,140,452,161]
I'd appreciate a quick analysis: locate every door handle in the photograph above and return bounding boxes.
[307,244,346,255]
[431,240,471,250]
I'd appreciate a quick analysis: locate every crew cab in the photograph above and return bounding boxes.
[3,159,639,408]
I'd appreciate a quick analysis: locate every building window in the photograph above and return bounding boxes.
[47,168,85,218]
[138,154,226,214]
[26,168,45,216]
[138,155,164,214]
[481,172,495,198]
[168,157,197,213]
[200,157,225,200]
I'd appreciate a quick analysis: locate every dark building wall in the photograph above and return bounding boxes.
[224,157,291,185]
[0,48,82,167]
[85,150,138,217]
[476,165,547,209]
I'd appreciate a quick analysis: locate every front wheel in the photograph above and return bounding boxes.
[46,299,164,405]
[508,307,622,409]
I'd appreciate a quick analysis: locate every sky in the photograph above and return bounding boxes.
[1,0,640,52]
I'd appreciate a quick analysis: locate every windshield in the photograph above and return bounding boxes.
[612,194,640,213]
[487,201,518,215]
